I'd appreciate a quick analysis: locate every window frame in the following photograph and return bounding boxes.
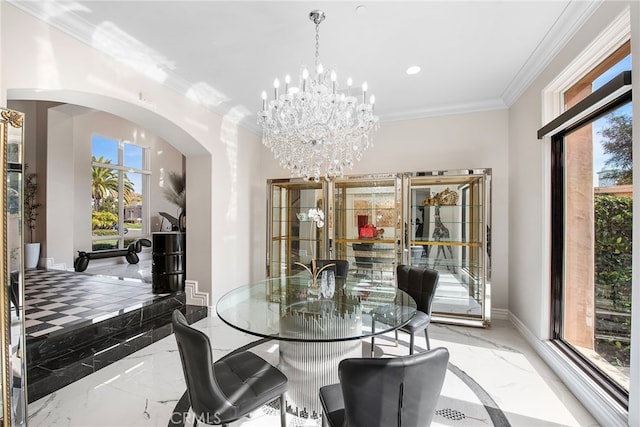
[545,74,632,409]
[91,136,151,249]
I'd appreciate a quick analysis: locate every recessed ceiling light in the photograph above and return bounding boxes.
[355,5,367,15]
[406,66,421,75]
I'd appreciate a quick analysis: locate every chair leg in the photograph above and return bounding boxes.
[394,330,398,346]
[370,336,375,358]
[370,318,376,358]
[409,333,415,355]
[280,394,287,427]
[425,328,431,350]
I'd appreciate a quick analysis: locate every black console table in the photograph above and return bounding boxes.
[152,232,185,293]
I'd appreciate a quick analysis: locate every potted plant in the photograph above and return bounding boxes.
[161,171,186,231]
[24,166,42,269]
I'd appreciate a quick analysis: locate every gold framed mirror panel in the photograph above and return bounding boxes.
[1,107,27,426]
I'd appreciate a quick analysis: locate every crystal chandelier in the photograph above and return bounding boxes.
[258,10,379,182]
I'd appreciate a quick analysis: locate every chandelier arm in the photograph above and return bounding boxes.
[322,107,337,131]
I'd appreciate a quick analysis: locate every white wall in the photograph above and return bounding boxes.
[508,1,638,424]
[265,109,510,312]
[508,0,632,340]
[47,107,75,268]
[2,2,511,313]
[0,3,267,298]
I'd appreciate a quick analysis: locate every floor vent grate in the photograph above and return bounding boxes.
[436,408,467,421]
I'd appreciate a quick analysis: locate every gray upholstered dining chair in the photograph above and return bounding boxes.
[172,310,288,426]
[319,347,449,427]
[371,264,439,357]
[313,259,349,278]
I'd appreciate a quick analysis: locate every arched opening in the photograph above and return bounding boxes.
[7,88,213,290]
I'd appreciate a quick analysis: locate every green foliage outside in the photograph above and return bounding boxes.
[92,211,118,230]
[91,156,142,252]
[91,156,137,234]
[91,155,135,216]
[600,113,632,185]
[594,194,632,367]
[92,240,118,251]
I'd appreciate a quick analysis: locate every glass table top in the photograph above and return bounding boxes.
[216,275,417,342]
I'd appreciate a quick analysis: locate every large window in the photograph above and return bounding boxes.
[547,46,632,406]
[91,135,150,250]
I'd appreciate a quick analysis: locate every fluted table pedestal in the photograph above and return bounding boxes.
[279,301,362,421]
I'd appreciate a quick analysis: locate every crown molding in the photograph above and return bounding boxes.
[8,1,96,47]
[380,98,507,123]
[236,97,510,137]
[501,0,603,107]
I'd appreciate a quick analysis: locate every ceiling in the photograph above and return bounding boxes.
[10,1,601,134]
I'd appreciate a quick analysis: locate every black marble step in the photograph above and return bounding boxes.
[26,293,207,403]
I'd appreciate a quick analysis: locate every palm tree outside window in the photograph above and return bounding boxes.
[91,135,149,250]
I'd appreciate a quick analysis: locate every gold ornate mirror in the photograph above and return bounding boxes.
[1,107,27,426]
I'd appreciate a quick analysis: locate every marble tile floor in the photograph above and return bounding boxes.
[21,267,206,404]
[81,257,153,283]
[27,314,599,427]
[23,269,157,337]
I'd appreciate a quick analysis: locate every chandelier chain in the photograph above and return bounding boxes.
[315,23,320,68]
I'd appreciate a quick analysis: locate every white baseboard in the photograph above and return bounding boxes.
[41,258,67,270]
[185,280,209,307]
[508,311,628,426]
[491,308,509,320]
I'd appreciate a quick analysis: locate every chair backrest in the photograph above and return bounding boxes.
[338,347,449,427]
[314,259,350,278]
[172,310,228,418]
[396,264,439,315]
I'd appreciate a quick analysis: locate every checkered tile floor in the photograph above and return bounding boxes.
[24,269,158,338]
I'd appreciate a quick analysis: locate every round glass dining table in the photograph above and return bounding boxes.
[216,275,417,422]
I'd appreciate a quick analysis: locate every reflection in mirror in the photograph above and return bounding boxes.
[1,108,27,426]
[406,169,492,327]
[267,180,326,278]
[332,176,400,284]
